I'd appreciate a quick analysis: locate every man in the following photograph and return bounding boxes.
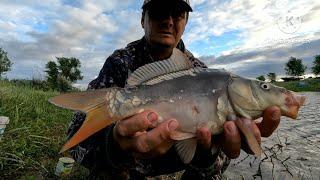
[67,0,281,179]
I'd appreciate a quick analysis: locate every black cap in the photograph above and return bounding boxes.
[142,0,193,12]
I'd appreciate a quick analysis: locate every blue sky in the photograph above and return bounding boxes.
[0,0,319,88]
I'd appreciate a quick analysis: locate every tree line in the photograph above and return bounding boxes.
[256,56,320,82]
[0,48,83,92]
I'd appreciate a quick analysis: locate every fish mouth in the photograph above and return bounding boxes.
[282,91,306,119]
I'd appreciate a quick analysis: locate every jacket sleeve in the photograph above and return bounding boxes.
[182,147,230,180]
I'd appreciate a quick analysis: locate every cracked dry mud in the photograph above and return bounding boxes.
[225,92,320,180]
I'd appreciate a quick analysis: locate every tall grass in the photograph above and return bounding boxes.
[0,80,88,179]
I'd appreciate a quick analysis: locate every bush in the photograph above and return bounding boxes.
[9,79,50,91]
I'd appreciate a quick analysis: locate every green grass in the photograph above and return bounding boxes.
[275,78,320,92]
[0,80,89,179]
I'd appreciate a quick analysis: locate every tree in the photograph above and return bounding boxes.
[56,75,73,92]
[45,61,59,89]
[256,75,266,81]
[0,48,12,78]
[267,73,277,83]
[285,57,307,76]
[57,57,83,83]
[312,55,320,76]
[45,57,83,92]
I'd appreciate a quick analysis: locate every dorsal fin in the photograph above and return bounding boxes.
[127,48,193,86]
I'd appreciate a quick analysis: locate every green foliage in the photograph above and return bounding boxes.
[45,57,83,92]
[285,57,307,76]
[56,75,73,92]
[45,61,58,89]
[0,48,13,77]
[0,80,89,178]
[275,78,320,92]
[256,75,266,81]
[57,57,83,83]
[267,73,277,83]
[9,79,50,91]
[312,55,320,75]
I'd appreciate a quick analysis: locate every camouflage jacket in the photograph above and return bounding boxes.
[67,37,230,180]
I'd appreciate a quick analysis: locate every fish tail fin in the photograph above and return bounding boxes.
[60,102,116,153]
[48,88,122,153]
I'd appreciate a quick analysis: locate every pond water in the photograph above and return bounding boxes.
[225,92,320,180]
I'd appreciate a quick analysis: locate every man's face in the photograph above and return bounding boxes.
[142,1,188,49]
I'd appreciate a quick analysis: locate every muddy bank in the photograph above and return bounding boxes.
[224,92,320,180]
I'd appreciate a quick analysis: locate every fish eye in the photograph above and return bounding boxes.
[260,83,270,90]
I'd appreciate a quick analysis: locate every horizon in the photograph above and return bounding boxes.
[0,0,319,88]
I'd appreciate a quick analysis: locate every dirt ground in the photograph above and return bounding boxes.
[224,92,320,180]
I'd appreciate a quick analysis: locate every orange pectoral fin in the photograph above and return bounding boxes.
[60,103,115,153]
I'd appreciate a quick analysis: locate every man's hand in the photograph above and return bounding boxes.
[196,106,281,158]
[113,110,179,158]
[196,127,212,150]
[219,106,281,158]
[113,106,281,160]
[113,110,213,159]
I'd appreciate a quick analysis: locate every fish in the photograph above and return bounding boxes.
[49,48,306,163]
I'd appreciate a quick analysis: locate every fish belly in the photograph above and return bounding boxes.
[119,91,227,135]
[146,95,225,134]
[118,71,231,134]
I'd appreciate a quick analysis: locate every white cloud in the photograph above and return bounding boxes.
[0,0,143,85]
[186,0,320,52]
[0,0,319,87]
[206,36,320,78]
[190,0,207,7]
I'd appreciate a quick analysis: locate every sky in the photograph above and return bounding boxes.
[0,0,319,88]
